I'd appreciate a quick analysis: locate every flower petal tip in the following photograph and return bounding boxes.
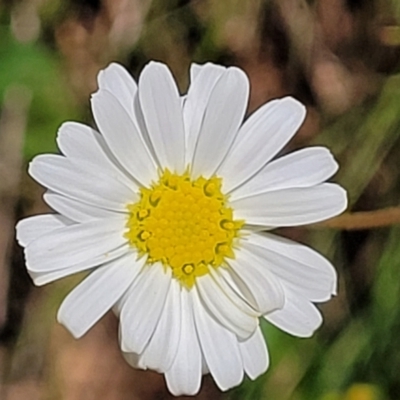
[56,311,83,340]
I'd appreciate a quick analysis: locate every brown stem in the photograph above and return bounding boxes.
[311,207,400,230]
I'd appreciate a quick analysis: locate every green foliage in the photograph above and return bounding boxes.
[0,24,78,160]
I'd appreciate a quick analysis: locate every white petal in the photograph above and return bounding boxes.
[57,252,143,338]
[57,122,104,163]
[91,89,157,185]
[192,288,243,391]
[98,63,137,116]
[138,62,185,173]
[120,264,171,354]
[191,67,249,178]
[100,64,149,158]
[245,232,337,301]
[123,352,145,370]
[30,245,130,286]
[239,327,269,380]
[139,279,182,372]
[29,154,136,211]
[180,95,186,108]
[183,63,226,163]
[132,92,156,161]
[231,147,338,200]
[233,183,347,227]
[189,63,203,83]
[165,288,202,396]
[265,291,323,337]
[201,354,209,375]
[196,272,258,339]
[56,122,134,188]
[25,216,126,273]
[16,213,72,247]
[44,192,119,223]
[228,246,285,314]
[219,97,306,193]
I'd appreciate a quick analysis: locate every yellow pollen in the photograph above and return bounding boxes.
[183,264,194,274]
[138,209,149,219]
[125,169,244,289]
[221,220,235,230]
[139,231,151,240]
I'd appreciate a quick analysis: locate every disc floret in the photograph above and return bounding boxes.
[125,170,243,288]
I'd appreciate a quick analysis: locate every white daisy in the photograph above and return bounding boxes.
[16,61,347,396]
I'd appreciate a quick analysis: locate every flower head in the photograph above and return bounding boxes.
[16,61,347,395]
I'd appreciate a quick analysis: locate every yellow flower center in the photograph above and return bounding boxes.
[125,170,244,288]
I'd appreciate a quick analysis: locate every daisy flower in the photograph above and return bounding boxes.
[16,61,347,396]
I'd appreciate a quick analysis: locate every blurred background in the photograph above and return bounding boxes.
[1,0,400,399]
